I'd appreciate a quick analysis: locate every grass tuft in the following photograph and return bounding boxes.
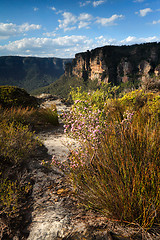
[58,88,160,229]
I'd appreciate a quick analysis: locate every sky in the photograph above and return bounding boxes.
[0,0,160,58]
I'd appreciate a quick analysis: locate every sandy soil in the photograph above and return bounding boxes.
[36,98,79,162]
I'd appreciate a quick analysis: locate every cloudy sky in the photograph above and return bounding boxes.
[0,0,159,58]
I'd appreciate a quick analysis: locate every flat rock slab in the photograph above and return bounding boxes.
[36,124,78,162]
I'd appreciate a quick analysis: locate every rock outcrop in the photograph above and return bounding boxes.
[65,42,160,85]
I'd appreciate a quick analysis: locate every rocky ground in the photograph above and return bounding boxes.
[1,94,159,240]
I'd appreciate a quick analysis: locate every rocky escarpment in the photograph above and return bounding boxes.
[65,42,160,85]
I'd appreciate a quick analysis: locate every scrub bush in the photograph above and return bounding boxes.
[59,88,160,228]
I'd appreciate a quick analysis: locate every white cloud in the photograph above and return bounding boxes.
[58,12,77,31]
[0,23,17,38]
[152,19,160,24]
[138,8,152,17]
[93,1,105,7]
[139,36,158,42]
[94,35,116,47]
[0,36,93,58]
[120,36,137,44]
[133,0,144,3]
[19,23,41,32]
[43,31,57,37]
[78,21,91,29]
[63,26,77,32]
[78,13,93,21]
[96,14,124,26]
[79,1,91,7]
[120,35,158,44]
[57,12,93,31]
[94,35,159,48]
[33,7,39,11]
[80,1,105,7]
[50,6,56,11]
[0,22,41,39]
[78,13,93,29]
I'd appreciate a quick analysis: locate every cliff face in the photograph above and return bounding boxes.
[65,42,160,85]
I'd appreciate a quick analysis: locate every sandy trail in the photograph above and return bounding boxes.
[36,124,78,162]
[27,97,79,240]
[36,98,78,162]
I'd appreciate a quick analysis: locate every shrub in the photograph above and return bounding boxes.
[0,178,31,217]
[0,121,40,165]
[59,89,160,228]
[67,113,159,228]
[0,176,32,237]
[0,104,59,128]
[0,85,38,108]
[36,104,59,126]
[0,85,59,237]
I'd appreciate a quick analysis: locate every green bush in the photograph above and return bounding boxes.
[0,178,31,217]
[36,104,59,126]
[0,85,59,237]
[59,88,160,228]
[0,121,40,165]
[0,85,38,108]
[67,113,159,228]
[0,104,59,128]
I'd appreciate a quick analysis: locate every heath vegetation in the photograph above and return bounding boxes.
[0,86,59,236]
[1,84,160,237]
[53,87,160,230]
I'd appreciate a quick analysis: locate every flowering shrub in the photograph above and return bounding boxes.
[56,89,160,228]
[63,101,106,146]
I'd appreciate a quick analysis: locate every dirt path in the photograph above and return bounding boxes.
[36,124,78,162]
[27,97,80,240]
[36,97,78,162]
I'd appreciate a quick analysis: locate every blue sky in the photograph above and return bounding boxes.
[0,0,160,58]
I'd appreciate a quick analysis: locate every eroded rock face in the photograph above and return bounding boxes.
[117,58,133,83]
[154,64,160,76]
[65,42,160,85]
[138,60,152,83]
[138,60,151,75]
[90,50,109,83]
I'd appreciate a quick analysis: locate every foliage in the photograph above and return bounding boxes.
[0,102,59,129]
[0,178,31,218]
[36,105,59,126]
[118,78,140,96]
[32,75,87,99]
[0,85,38,108]
[0,121,39,165]
[0,56,70,92]
[0,118,38,236]
[54,88,160,229]
[0,85,59,237]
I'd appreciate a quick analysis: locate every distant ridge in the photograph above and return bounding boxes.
[32,42,160,98]
[0,56,72,92]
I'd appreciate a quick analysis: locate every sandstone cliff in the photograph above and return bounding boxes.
[65,42,160,85]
